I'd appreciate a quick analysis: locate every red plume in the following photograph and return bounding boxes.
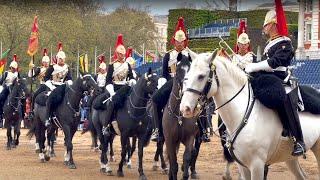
[126,48,133,58]
[13,54,17,61]
[275,0,288,36]
[98,55,105,64]
[58,42,63,51]
[43,48,48,56]
[113,34,125,61]
[171,17,188,47]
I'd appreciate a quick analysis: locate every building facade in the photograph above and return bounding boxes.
[296,0,320,60]
[152,15,168,56]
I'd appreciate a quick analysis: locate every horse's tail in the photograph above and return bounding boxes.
[26,119,36,139]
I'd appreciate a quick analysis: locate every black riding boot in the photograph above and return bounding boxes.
[278,88,306,157]
[0,114,3,128]
[151,101,161,142]
[102,100,114,137]
[45,98,54,127]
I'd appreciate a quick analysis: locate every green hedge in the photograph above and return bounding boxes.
[167,9,298,52]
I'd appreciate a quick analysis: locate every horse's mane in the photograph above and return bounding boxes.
[214,55,248,86]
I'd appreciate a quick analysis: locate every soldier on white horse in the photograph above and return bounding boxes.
[180,1,320,179]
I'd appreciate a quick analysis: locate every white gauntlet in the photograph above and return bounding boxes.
[45,81,56,91]
[106,84,115,96]
[245,60,273,73]
[128,79,137,87]
[157,78,167,89]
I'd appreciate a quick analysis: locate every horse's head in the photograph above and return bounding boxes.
[175,54,191,84]
[78,74,101,93]
[140,68,159,96]
[180,50,219,118]
[11,78,28,99]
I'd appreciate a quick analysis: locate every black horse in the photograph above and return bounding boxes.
[28,74,100,167]
[162,56,204,180]
[92,69,158,179]
[3,78,28,150]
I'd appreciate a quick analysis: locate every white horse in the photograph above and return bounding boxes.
[179,51,320,180]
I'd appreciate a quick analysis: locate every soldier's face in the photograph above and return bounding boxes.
[174,40,185,52]
[43,62,49,67]
[238,43,249,54]
[58,58,65,65]
[117,52,125,61]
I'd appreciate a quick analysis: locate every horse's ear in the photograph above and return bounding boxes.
[147,67,152,75]
[186,47,198,61]
[209,49,218,63]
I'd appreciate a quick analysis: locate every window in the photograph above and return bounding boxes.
[305,23,312,41]
[305,0,313,12]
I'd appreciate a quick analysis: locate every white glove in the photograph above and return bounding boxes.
[106,84,115,96]
[128,79,137,87]
[0,86,3,93]
[66,80,73,85]
[45,81,56,91]
[157,78,167,89]
[245,61,273,73]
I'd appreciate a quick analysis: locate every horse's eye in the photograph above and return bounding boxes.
[198,75,205,80]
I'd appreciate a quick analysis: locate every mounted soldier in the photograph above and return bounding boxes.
[102,34,136,136]
[0,54,20,126]
[125,47,139,79]
[150,17,211,142]
[244,1,305,156]
[95,55,107,89]
[232,20,257,69]
[44,42,72,127]
[28,48,50,115]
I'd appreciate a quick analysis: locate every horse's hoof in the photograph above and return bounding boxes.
[68,163,77,169]
[191,173,200,179]
[63,161,68,166]
[110,156,116,162]
[44,155,50,161]
[117,170,124,177]
[35,149,40,153]
[222,175,232,180]
[127,164,132,169]
[40,159,45,163]
[139,174,147,180]
[50,152,56,157]
[162,168,169,175]
[11,145,16,149]
[152,165,158,171]
[100,168,113,176]
[6,146,11,150]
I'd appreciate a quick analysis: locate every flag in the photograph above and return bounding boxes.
[0,49,10,74]
[133,50,143,67]
[27,16,39,57]
[79,54,89,74]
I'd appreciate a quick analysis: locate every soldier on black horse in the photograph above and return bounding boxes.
[150,17,211,142]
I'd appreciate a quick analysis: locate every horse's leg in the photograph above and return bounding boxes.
[15,119,21,146]
[68,125,77,169]
[63,125,76,169]
[6,125,12,150]
[49,128,57,157]
[126,137,132,169]
[285,159,306,180]
[250,160,265,180]
[38,123,46,163]
[311,139,320,179]
[98,124,112,175]
[153,140,161,171]
[138,138,147,180]
[190,135,201,179]
[166,140,178,180]
[109,134,115,162]
[182,138,194,180]
[218,117,233,180]
[159,139,168,174]
[237,165,250,180]
[117,135,128,177]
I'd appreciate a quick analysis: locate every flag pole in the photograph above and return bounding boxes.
[30,55,34,92]
[77,44,80,77]
[94,46,97,74]
[109,46,112,63]
[0,41,2,58]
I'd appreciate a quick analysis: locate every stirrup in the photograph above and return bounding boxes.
[292,142,306,159]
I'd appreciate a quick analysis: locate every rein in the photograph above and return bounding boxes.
[65,84,83,117]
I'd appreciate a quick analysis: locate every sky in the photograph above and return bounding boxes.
[103,0,297,15]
